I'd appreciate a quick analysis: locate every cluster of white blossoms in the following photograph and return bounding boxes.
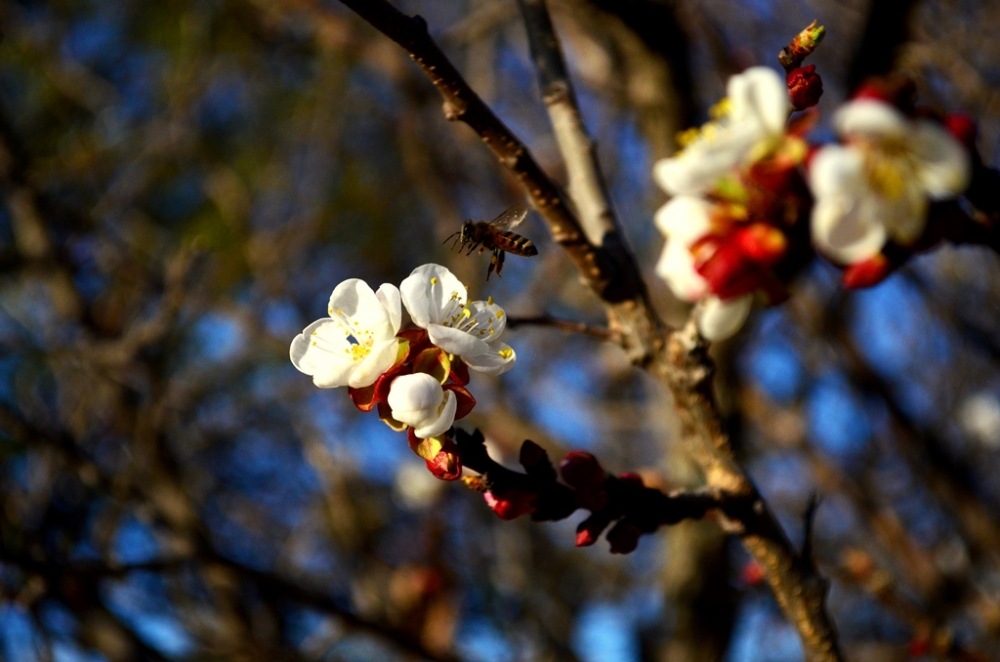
[809,98,971,264]
[653,67,793,341]
[290,264,514,439]
[653,66,973,341]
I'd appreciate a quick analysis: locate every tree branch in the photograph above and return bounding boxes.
[517,0,617,246]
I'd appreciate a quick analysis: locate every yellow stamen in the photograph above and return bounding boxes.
[430,277,438,285]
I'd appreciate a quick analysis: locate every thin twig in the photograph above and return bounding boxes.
[506,314,612,339]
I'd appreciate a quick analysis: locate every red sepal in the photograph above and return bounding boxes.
[734,223,787,267]
[841,254,891,289]
[413,347,450,383]
[396,328,431,358]
[348,384,377,412]
[444,384,477,420]
[449,357,470,387]
[945,112,977,151]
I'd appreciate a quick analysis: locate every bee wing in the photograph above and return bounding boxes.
[488,204,529,231]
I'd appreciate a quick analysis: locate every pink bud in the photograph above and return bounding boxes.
[483,488,537,520]
[787,65,823,111]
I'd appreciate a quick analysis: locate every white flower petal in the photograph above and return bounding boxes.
[655,243,709,301]
[327,279,393,336]
[696,295,753,341]
[728,66,788,135]
[911,120,971,199]
[347,338,400,388]
[654,196,713,243]
[654,147,740,196]
[463,342,516,376]
[400,264,467,329]
[428,324,489,358]
[811,194,887,264]
[289,319,356,388]
[414,391,457,439]
[376,283,402,334]
[835,99,908,142]
[388,373,457,439]
[809,145,888,264]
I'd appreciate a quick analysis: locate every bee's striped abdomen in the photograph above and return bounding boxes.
[496,231,537,256]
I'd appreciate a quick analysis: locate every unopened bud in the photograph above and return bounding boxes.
[426,447,462,481]
[606,520,642,555]
[559,451,605,489]
[483,488,537,520]
[841,253,891,289]
[575,513,611,547]
[779,20,826,70]
[787,65,823,111]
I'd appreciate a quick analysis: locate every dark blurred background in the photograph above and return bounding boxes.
[2,0,1000,660]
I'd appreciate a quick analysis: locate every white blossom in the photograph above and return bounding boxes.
[654,67,789,196]
[290,279,401,389]
[810,99,971,264]
[400,264,515,376]
[387,373,457,439]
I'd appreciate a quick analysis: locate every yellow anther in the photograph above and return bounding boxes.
[430,277,438,285]
[487,296,494,306]
[495,310,505,319]
[709,97,732,119]
[462,307,472,319]
[498,348,514,359]
[676,127,701,148]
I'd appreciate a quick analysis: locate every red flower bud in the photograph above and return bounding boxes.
[575,525,599,548]
[575,513,611,547]
[841,253,891,289]
[606,520,642,555]
[559,451,605,489]
[426,446,462,481]
[483,488,537,520]
[787,65,823,111]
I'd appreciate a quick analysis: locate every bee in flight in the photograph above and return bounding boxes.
[444,204,538,280]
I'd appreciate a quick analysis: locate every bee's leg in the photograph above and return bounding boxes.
[494,249,505,278]
[486,252,497,280]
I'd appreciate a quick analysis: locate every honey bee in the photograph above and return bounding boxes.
[444,204,538,280]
